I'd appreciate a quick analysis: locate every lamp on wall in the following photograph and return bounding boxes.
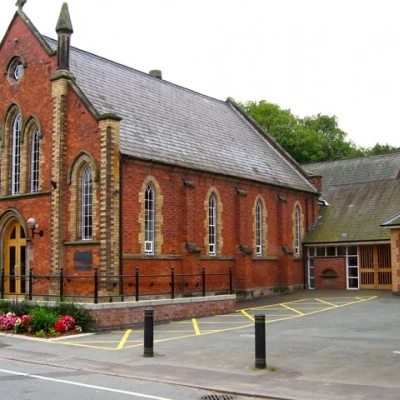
[27,217,44,237]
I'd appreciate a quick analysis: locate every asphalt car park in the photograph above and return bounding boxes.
[1,291,399,400]
[52,294,379,351]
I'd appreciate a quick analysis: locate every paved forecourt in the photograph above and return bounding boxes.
[49,294,378,350]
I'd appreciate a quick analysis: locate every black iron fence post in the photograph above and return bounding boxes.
[59,268,64,302]
[170,267,175,299]
[0,268,4,299]
[143,307,154,357]
[202,267,206,296]
[135,267,139,301]
[255,313,267,369]
[229,266,233,294]
[94,268,98,304]
[28,268,33,301]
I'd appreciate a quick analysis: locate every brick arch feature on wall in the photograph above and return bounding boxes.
[0,208,30,270]
[292,201,304,257]
[252,195,268,257]
[204,187,224,256]
[138,176,164,255]
[1,104,23,195]
[22,115,43,193]
[67,152,99,241]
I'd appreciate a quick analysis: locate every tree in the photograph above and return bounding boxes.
[363,143,399,156]
[241,100,363,163]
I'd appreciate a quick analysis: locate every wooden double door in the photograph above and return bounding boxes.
[3,221,27,296]
[359,245,392,289]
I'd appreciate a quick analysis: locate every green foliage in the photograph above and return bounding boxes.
[35,330,45,338]
[363,143,400,156]
[53,302,96,332]
[240,100,395,163]
[29,307,59,333]
[0,300,9,313]
[15,300,36,316]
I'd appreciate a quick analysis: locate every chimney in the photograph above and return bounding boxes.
[149,70,162,79]
[56,3,73,71]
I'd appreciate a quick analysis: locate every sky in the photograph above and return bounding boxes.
[0,0,399,149]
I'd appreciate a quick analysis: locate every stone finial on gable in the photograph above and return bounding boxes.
[56,3,73,72]
[16,0,27,10]
[56,2,73,34]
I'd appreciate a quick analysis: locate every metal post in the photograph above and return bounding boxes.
[59,268,64,301]
[28,268,33,301]
[143,307,154,357]
[255,313,266,369]
[202,267,206,297]
[135,267,139,301]
[0,268,4,299]
[94,268,98,304]
[170,267,175,299]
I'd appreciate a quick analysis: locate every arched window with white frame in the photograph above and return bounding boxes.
[82,166,93,240]
[30,126,40,193]
[294,205,301,256]
[145,183,155,254]
[209,193,217,255]
[256,200,263,256]
[11,114,22,195]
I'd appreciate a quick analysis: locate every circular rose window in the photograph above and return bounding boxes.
[7,57,25,84]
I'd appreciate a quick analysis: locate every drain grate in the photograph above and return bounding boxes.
[200,395,236,400]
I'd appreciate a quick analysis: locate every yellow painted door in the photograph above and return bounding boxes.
[359,245,392,289]
[4,221,27,296]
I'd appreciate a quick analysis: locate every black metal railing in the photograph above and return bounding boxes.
[0,266,233,304]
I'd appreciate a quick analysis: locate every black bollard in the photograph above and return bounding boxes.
[143,307,154,357]
[255,313,266,369]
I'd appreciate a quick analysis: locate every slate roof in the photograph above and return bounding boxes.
[304,152,400,244]
[304,152,400,193]
[43,35,316,194]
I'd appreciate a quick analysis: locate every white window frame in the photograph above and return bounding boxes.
[30,126,40,193]
[145,184,155,255]
[11,114,22,195]
[82,166,92,240]
[294,206,301,256]
[209,194,217,256]
[256,200,262,256]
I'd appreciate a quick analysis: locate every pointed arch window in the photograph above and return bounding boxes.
[11,114,22,195]
[256,200,263,256]
[30,126,40,193]
[82,166,92,240]
[145,183,155,254]
[209,193,217,255]
[294,206,301,256]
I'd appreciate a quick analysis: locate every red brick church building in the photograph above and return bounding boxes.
[0,2,320,301]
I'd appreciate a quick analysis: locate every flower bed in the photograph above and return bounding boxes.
[0,301,94,338]
[0,311,82,338]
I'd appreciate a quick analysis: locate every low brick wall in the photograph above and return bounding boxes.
[81,295,237,330]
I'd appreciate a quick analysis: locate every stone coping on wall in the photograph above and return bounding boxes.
[4,294,236,310]
[80,294,236,311]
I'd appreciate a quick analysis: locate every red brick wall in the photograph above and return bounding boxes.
[120,160,317,294]
[86,296,236,330]
[314,257,346,289]
[0,15,321,299]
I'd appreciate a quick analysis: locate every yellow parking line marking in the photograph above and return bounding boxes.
[240,309,255,321]
[117,329,132,350]
[123,323,255,348]
[192,318,201,335]
[315,298,339,307]
[55,296,378,350]
[280,303,304,315]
